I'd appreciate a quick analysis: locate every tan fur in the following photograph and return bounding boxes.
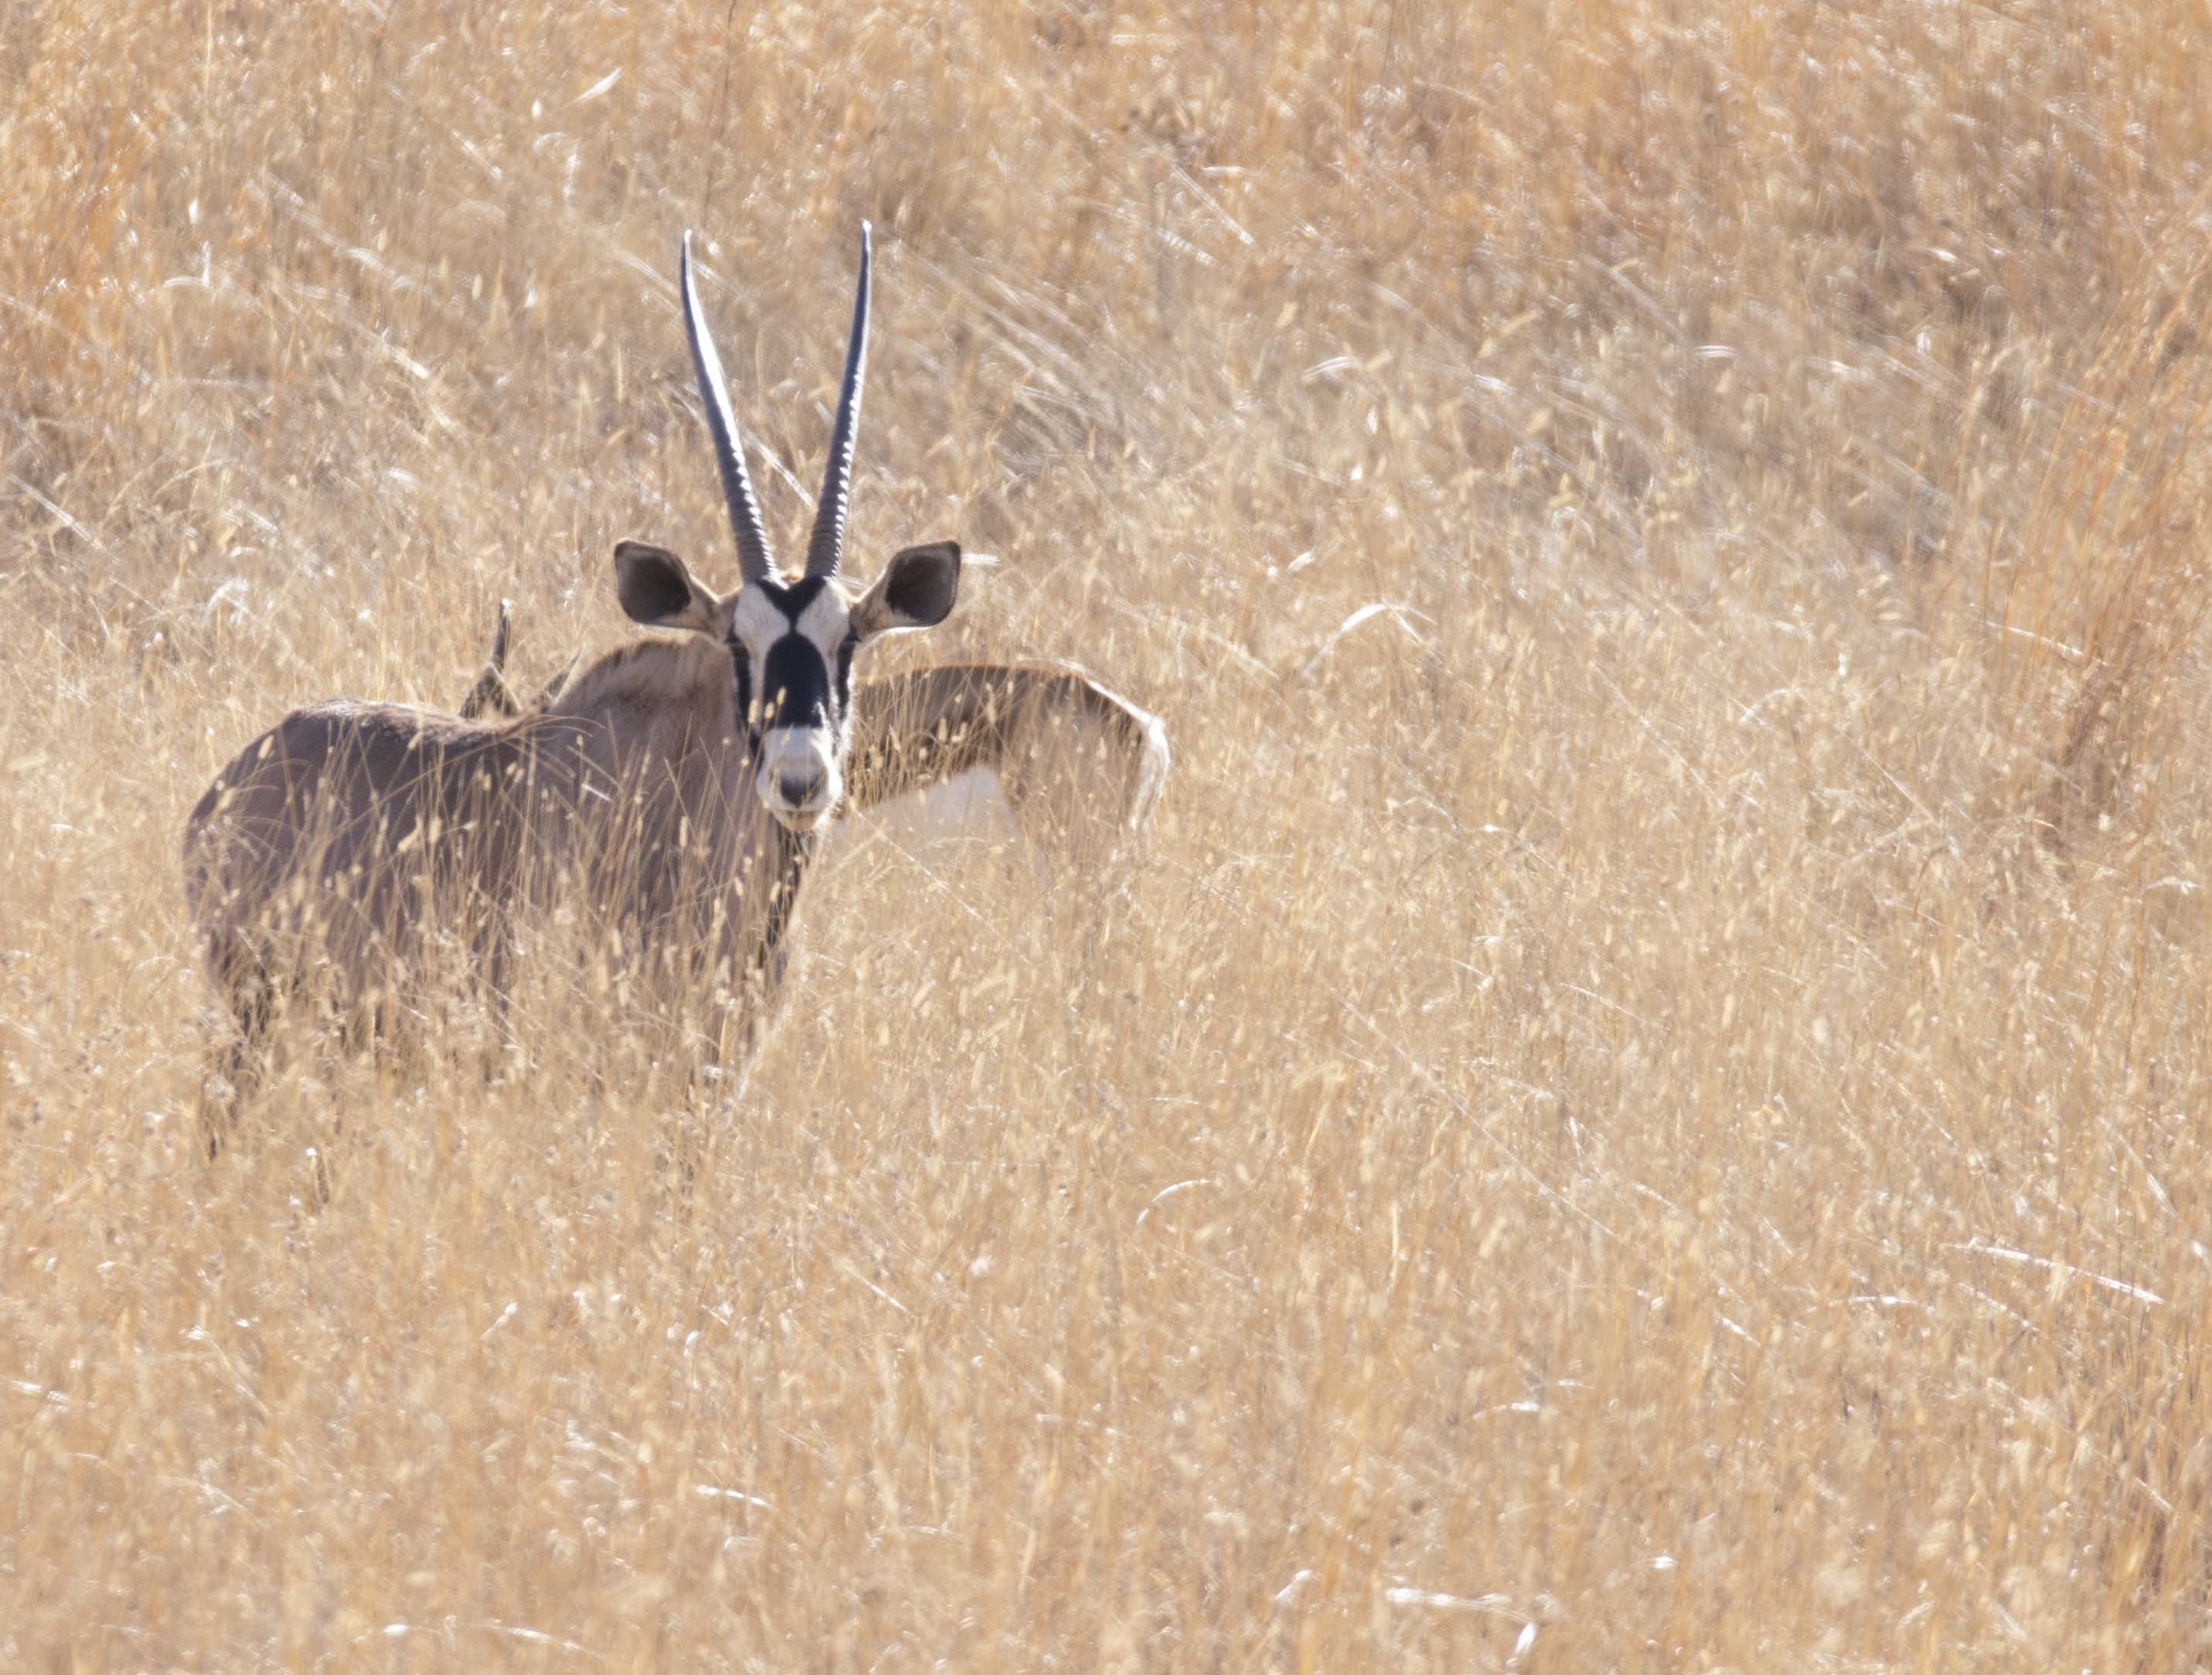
[183,630,796,1098]
[845,662,1170,833]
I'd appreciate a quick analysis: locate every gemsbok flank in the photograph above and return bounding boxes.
[183,224,1168,1130]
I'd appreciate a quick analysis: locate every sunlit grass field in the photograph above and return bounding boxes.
[11,1,2212,1666]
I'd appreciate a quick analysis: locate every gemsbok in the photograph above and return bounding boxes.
[184,225,1168,1127]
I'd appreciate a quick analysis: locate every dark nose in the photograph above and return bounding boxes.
[778,765,825,807]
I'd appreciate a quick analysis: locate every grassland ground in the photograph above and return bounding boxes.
[9,2,2212,1666]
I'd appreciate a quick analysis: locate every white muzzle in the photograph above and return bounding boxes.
[757,727,842,830]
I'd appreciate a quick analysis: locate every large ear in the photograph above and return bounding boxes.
[851,541,961,641]
[613,540,720,634]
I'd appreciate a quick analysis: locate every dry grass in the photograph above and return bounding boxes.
[11,0,2212,1666]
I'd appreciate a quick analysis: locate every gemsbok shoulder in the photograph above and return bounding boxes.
[183,224,1168,1125]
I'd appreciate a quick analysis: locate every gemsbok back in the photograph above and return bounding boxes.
[184,224,1168,1138]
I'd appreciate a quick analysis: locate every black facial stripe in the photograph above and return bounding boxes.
[732,578,848,745]
[759,633,834,733]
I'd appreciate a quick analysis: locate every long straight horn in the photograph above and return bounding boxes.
[680,230,775,584]
[805,222,872,580]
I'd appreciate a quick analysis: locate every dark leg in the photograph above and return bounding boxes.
[200,955,276,1161]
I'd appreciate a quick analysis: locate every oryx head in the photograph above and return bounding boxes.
[613,224,961,833]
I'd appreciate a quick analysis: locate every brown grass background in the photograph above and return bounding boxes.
[10,0,2212,1666]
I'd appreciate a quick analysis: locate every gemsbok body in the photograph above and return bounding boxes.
[183,225,1167,1120]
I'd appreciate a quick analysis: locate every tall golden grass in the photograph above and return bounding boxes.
[10,0,2212,1665]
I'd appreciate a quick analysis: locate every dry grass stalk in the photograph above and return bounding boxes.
[13,1,2212,1667]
